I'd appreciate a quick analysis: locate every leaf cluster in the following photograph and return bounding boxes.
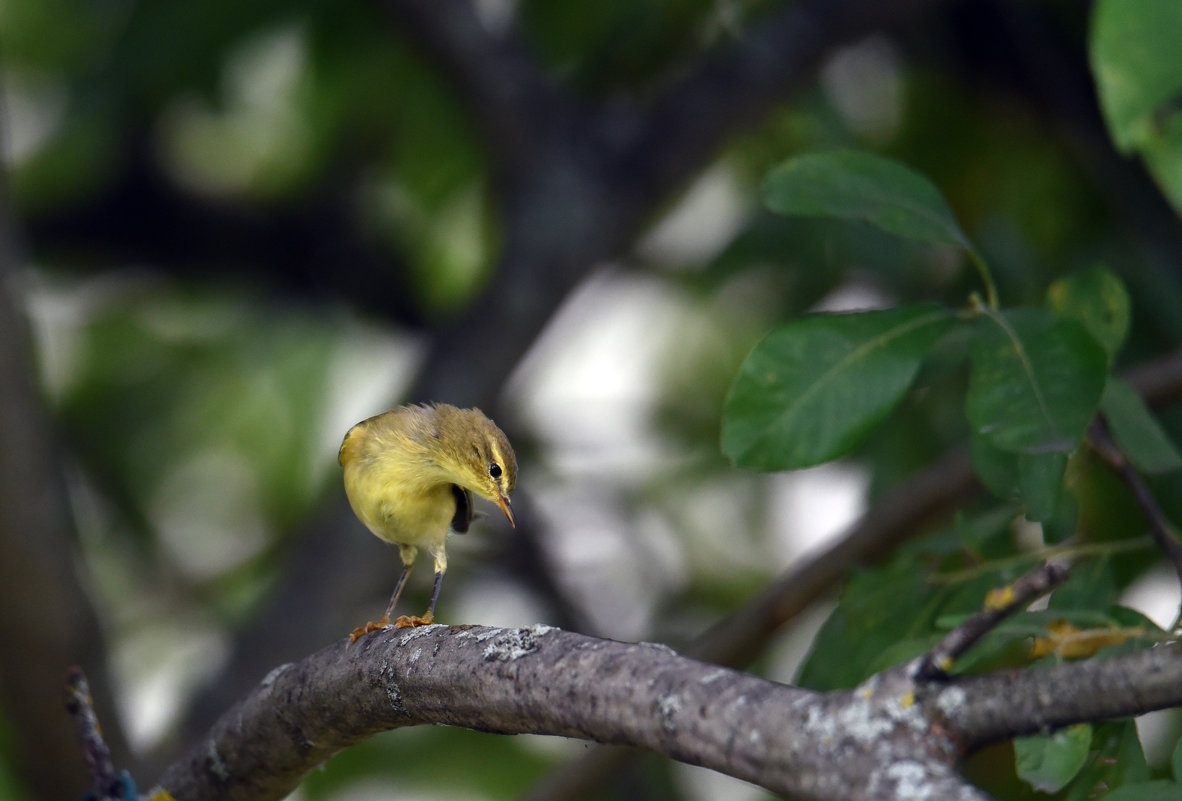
[721,142,1182,797]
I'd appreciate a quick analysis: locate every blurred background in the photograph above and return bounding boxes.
[3,1,1182,800]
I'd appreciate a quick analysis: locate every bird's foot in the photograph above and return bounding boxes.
[348,616,391,642]
[393,611,434,629]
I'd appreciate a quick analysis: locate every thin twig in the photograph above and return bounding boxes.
[930,536,1153,584]
[65,667,127,801]
[1089,417,1182,587]
[913,561,1071,681]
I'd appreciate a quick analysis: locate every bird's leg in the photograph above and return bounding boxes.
[379,563,413,623]
[394,547,446,628]
[349,558,414,641]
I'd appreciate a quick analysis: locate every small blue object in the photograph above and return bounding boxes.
[80,770,136,801]
[115,771,137,801]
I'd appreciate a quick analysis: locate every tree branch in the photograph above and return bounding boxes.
[691,447,979,669]
[943,641,1182,750]
[392,0,959,409]
[914,561,1071,680]
[0,128,131,800]
[153,624,1181,801]
[1088,417,1182,588]
[379,0,563,171]
[65,667,135,801]
[156,624,979,801]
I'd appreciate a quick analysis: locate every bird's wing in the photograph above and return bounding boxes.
[450,485,474,534]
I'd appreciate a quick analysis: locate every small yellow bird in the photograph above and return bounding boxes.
[339,403,517,640]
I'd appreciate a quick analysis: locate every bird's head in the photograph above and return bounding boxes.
[435,405,517,527]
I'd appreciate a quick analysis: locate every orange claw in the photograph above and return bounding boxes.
[393,611,434,629]
[348,616,391,642]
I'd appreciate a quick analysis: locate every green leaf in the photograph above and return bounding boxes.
[966,309,1108,455]
[1049,559,1119,611]
[1018,452,1067,522]
[1062,722,1151,801]
[969,432,1020,501]
[762,150,975,252]
[1091,0,1182,216]
[796,557,937,690]
[1041,491,1079,545]
[1016,724,1093,793]
[1101,379,1182,474]
[1139,115,1182,218]
[1091,0,1182,151]
[722,305,953,470]
[1104,605,1168,636]
[969,435,1072,525]
[865,637,939,676]
[1172,736,1182,783]
[916,507,1014,560]
[1098,781,1181,801]
[1113,718,1152,783]
[1047,266,1131,360]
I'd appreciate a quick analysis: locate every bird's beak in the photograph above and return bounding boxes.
[495,493,515,528]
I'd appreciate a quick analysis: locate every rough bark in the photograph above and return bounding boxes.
[154,624,1182,801]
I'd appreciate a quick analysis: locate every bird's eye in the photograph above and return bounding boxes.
[489,463,502,479]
